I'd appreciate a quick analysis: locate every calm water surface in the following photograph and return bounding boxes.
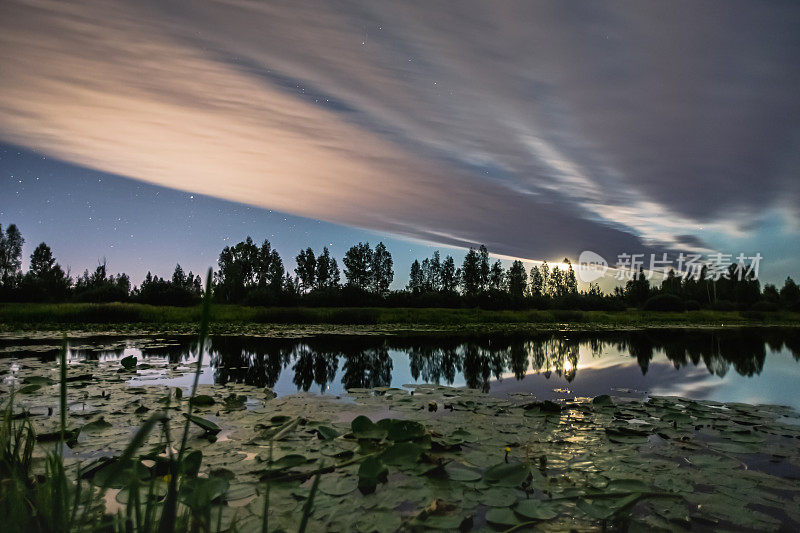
[2,328,799,408]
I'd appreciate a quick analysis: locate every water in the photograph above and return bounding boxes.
[2,327,799,408]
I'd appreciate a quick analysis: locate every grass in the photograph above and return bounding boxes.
[1,302,799,331]
[0,271,322,532]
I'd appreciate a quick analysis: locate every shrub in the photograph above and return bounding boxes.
[750,301,778,312]
[739,310,765,321]
[710,300,736,311]
[685,300,701,311]
[643,294,685,312]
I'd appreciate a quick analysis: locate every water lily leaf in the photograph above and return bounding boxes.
[180,476,229,510]
[451,428,478,443]
[18,384,41,394]
[479,487,520,507]
[592,395,614,406]
[660,412,692,425]
[182,413,221,434]
[268,454,309,471]
[36,427,81,443]
[577,493,640,520]
[225,482,256,501]
[605,426,649,444]
[315,425,340,441]
[358,456,388,493]
[320,441,356,458]
[189,395,215,407]
[120,355,137,369]
[484,462,528,487]
[223,393,246,410]
[514,499,559,520]
[318,475,358,496]
[709,441,760,454]
[485,507,519,526]
[523,401,562,417]
[351,415,387,440]
[377,418,426,441]
[605,478,649,492]
[82,416,113,432]
[22,376,54,386]
[354,510,402,532]
[417,514,468,530]
[381,441,423,466]
[445,465,482,482]
[209,467,235,481]
[181,449,203,477]
[722,429,765,443]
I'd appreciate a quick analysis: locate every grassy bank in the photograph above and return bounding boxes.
[1,302,799,334]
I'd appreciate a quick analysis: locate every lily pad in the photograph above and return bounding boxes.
[189,395,215,407]
[351,416,388,440]
[515,499,559,520]
[318,475,358,496]
[358,456,388,493]
[485,507,519,526]
[182,413,221,434]
[484,462,528,487]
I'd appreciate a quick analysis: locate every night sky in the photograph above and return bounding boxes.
[1,1,799,286]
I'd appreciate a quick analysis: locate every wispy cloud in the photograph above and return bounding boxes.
[1,0,798,262]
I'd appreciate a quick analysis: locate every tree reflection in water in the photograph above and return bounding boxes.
[54,328,800,394]
[205,329,798,392]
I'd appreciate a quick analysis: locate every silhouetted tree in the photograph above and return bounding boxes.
[624,267,650,307]
[256,240,284,292]
[507,260,527,299]
[73,259,130,302]
[441,255,460,293]
[461,247,481,297]
[661,269,681,295]
[343,242,373,291]
[0,223,24,288]
[548,264,565,297]
[781,277,800,308]
[20,242,70,301]
[134,263,200,306]
[314,247,339,289]
[215,236,258,302]
[529,265,543,297]
[408,260,423,295]
[478,245,490,292]
[564,259,578,294]
[540,262,551,297]
[762,283,780,303]
[295,247,316,293]
[371,242,393,295]
[489,260,504,291]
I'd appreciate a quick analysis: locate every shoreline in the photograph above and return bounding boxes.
[2,320,800,339]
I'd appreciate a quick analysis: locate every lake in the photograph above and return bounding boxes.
[3,327,799,408]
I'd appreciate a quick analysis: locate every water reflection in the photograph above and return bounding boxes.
[4,328,799,406]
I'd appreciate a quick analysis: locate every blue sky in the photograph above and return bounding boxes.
[1,1,798,288]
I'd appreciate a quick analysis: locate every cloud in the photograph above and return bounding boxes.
[1,0,798,261]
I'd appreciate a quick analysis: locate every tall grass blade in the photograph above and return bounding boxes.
[298,462,323,533]
[159,267,213,533]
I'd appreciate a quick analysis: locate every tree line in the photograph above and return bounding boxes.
[1,223,798,311]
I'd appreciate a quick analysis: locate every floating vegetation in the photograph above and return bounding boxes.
[3,355,800,531]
